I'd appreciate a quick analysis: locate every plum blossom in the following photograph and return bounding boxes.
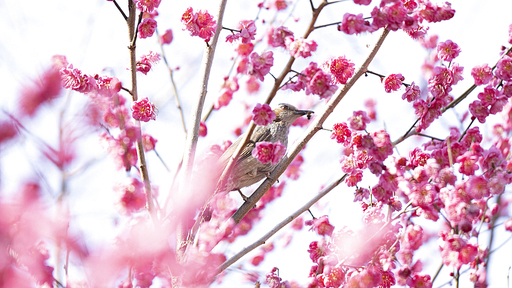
[138,18,157,39]
[437,40,461,62]
[252,103,276,126]
[338,13,369,35]
[384,73,404,92]
[247,51,274,81]
[160,29,173,44]
[331,122,351,145]
[348,110,371,131]
[285,37,317,58]
[252,141,286,165]
[226,20,257,44]
[495,55,512,81]
[136,51,160,75]
[132,97,157,122]
[134,0,161,13]
[471,64,493,86]
[324,56,355,85]
[267,26,294,48]
[402,82,421,102]
[305,215,334,236]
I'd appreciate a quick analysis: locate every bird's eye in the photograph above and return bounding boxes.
[279,103,289,110]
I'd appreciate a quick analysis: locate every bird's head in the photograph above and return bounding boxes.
[273,103,314,126]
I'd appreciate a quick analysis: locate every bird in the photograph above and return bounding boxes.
[217,103,313,198]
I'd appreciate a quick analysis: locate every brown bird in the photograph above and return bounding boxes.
[217,103,313,198]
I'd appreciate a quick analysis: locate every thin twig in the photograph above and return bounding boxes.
[155,28,187,133]
[218,174,347,274]
[127,1,155,216]
[112,0,128,21]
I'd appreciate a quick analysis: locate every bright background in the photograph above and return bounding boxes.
[1,0,512,287]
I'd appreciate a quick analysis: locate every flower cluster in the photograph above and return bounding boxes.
[251,141,286,165]
[182,7,217,42]
[226,20,257,44]
[323,56,355,85]
[283,62,338,99]
[134,0,161,13]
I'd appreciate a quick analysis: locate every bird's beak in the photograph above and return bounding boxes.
[295,109,314,120]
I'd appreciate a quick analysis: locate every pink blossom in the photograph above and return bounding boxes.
[267,0,288,10]
[214,88,233,109]
[252,141,286,165]
[420,34,439,49]
[456,151,479,176]
[20,66,62,117]
[369,130,393,161]
[402,82,421,102]
[142,134,157,152]
[245,76,260,94]
[51,54,68,70]
[134,0,161,13]
[306,215,334,236]
[471,64,493,86]
[285,155,304,180]
[136,51,160,75]
[307,239,330,263]
[199,121,207,137]
[267,26,294,48]
[331,122,351,145]
[247,51,274,81]
[114,178,146,215]
[226,20,257,44]
[0,120,18,144]
[338,13,369,35]
[285,37,317,58]
[252,103,276,126]
[437,39,461,62]
[60,64,94,93]
[235,43,254,56]
[132,97,157,122]
[418,1,455,23]
[505,218,512,232]
[345,170,363,187]
[138,18,157,39]
[495,55,512,81]
[353,0,371,5]
[348,110,371,131]
[406,274,432,288]
[324,56,355,85]
[450,62,464,85]
[466,175,490,200]
[182,7,217,42]
[160,29,173,44]
[468,100,489,123]
[477,86,499,106]
[307,70,338,99]
[384,73,404,92]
